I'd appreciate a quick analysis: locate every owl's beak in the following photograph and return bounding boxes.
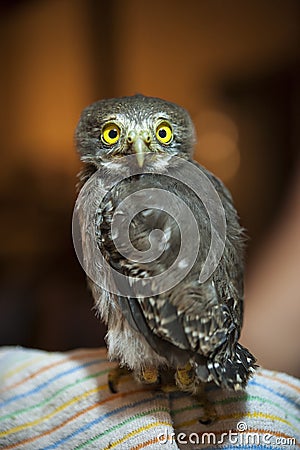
[128,132,151,167]
[133,138,147,167]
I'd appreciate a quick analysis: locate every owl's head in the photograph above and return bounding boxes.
[75,94,196,167]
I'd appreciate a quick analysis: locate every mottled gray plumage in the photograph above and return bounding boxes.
[75,94,256,394]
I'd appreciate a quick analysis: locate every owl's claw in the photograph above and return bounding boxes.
[195,385,217,424]
[198,402,217,425]
[108,366,131,393]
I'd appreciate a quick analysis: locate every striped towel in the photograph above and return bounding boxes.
[0,347,299,449]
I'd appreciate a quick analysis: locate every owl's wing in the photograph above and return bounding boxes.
[119,285,255,389]
[123,281,239,359]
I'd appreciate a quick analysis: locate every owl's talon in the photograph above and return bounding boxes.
[198,399,217,425]
[199,415,214,425]
[195,385,217,424]
[108,367,130,393]
[198,405,217,425]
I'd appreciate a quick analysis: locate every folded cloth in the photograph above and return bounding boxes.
[0,347,299,450]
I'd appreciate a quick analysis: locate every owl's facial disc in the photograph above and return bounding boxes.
[125,120,174,167]
[127,130,151,167]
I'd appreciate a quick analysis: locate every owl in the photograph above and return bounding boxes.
[75,94,256,423]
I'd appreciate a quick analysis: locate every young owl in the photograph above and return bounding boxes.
[74,94,256,423]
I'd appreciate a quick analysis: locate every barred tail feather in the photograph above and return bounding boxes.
[195,343,257,390]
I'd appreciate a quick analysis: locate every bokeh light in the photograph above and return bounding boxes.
[195,111,240,182]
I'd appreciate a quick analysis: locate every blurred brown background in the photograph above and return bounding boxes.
[0,1,299,376]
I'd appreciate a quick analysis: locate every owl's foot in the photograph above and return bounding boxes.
[108,366,131,393]
[138,367,159,384]
[175,362,195,390]
[195,385,217,425]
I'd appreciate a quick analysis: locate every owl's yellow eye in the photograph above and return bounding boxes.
[155,121,173,144]
[102,123,121,145]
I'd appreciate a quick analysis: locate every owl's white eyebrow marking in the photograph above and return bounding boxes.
[156,116,171,122]
[103,115,117,122]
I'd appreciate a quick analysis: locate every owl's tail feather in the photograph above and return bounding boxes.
[195,343,257,391]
